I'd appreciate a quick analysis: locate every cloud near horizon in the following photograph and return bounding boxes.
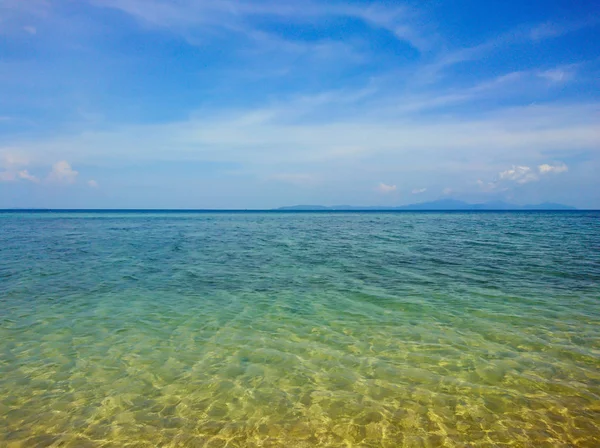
[377,183,397,194]
[499,166,539,185]
[18,170,39,183]
[476,161,570,194]
[47,161,79,185]
[539,163,569,174]
[0,0,599,208]
[0,157,81,186]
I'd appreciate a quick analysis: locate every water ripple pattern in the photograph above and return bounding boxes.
[1,211,599,447]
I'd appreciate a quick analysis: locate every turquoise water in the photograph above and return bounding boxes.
[1,211,599,447]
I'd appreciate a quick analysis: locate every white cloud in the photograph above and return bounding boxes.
[18,170,39,183]
[88,179,99,188]
[479,162,569,193]
[0,152,35,182]
[377,183,397,193]
[1,2,598,208]
[23,26,37,35]
[494,162,568,187]
[1,84,598,203]
[442,187,453,195]
[412,188,427,194]
[498,165,539,184]
[539,163,568,174]
[47,161,78,184]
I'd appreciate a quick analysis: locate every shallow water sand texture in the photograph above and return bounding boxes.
[1,211,599,447]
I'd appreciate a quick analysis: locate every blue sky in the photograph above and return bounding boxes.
[1,0,599,209]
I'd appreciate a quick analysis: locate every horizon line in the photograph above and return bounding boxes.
[1,209,595,213]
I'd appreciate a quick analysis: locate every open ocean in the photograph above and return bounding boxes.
[1,211,599,447]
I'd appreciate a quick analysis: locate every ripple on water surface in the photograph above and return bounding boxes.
[1,211,599,447]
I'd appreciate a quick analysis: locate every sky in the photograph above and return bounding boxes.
[0,0,599,209]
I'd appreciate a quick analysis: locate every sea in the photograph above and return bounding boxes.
[1,211,599,447]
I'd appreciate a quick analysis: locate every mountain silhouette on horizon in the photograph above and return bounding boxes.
[276,199,576,211]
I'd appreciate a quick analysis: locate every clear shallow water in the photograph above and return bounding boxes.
[1,211,599,447]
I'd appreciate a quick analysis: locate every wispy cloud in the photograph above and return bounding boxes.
[537,66,578,83]
[2,1,599,207]
[403,65,577,111]
[1,151,30,169]
[341,3,435,51]
[417,19,597,84]
[0,171,16,182]
[88,179,99,188]
[529,18,599,41]
[91,0,432,51]
[18,170,39,183]
[5,99,598,176]
[476,179,508,193]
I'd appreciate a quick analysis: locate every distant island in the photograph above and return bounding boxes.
[276,199,576,211]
